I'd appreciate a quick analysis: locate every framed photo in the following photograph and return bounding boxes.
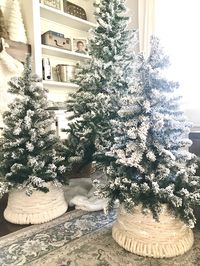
[73,38,88,55]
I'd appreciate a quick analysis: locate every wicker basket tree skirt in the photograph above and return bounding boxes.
[4,183,68,225]
[112,206,194,258]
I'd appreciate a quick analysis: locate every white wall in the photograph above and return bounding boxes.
[127,0,138,29]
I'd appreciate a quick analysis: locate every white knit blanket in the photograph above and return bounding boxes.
[63,177,107,212]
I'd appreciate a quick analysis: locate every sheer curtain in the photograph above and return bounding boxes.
[155,0,200,128]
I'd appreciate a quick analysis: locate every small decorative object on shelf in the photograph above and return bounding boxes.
[56,64,76,82]
[41,30,72,50]
[73,38,88,54]
[42,57,52,80]
[40,0,61,10]
[63,0,87,20]
[47,101,66,110]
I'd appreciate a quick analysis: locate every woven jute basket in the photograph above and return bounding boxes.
[4,183,68,225]
[112,205,194,258]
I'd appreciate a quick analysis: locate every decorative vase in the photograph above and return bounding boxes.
[4,183,68,225]
[112,205,194,258]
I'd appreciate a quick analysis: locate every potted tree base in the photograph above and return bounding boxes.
[4,183,68,225]
[112,206,194,258]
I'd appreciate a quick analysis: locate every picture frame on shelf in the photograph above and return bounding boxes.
[40,0,62,11]
[73,38,88,55]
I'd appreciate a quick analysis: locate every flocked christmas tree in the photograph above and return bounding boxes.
[95,37,200,227]
[64,0,137,172]
[0,57,67,198]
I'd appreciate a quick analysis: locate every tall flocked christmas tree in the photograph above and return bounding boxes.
[0,57,67,198]
[64,0,137,172]
[96,37,200,227]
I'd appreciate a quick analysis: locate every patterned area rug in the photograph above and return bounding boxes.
[0,210,200,266]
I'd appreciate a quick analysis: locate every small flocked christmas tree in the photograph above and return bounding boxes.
[64,0,137,172]
[0,57,67,198]
[0,8,9,39]
[96,37,200,227]
[7,0,27,43]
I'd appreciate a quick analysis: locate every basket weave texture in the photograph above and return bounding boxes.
[4,183,68,225]
[112,205,194,258]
